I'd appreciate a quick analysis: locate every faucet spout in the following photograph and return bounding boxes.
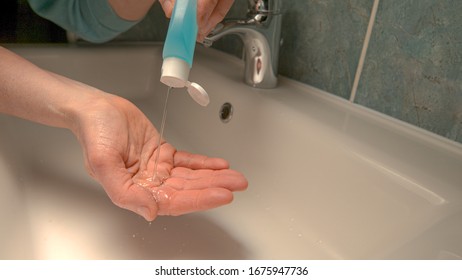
[203,0,282,88]
[202,20,247,47]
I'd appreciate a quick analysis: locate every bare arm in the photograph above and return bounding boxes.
[0,46,247,220]
[0,46,94,129]
[107,0,157,21]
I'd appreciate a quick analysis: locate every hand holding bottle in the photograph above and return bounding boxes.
[159,0,234,41]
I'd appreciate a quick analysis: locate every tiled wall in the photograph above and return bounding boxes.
[120,0,462,144]
[356,0,462,142]
[5,0,462,144]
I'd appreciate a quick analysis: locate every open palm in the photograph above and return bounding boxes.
[73,93,247,221]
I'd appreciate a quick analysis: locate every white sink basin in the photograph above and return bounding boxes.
[1,44,462,259]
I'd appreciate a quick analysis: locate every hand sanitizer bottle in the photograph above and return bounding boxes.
[160,0,209,106]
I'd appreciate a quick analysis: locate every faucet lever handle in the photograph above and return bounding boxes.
[201,23,224,47]
[202,38,213,47]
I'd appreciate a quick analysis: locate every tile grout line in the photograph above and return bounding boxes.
[349,0,380,103]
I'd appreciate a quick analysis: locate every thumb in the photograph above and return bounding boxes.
[159,0,175,18]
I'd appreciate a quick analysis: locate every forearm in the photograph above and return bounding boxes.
[28,0,151,43]
[107,0,157,21]
[0,46,101,130]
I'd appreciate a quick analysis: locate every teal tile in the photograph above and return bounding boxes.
[356,0,462,142]
[116,3,169,41]
[206,0,373,99]
[279,0,373,99]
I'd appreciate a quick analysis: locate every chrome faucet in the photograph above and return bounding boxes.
[203,0,282,88]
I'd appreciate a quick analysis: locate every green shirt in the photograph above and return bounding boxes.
[27,0,139,43]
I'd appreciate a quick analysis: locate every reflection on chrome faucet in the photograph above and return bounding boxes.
[203,0,282,89]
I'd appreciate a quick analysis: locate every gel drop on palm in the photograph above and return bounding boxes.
[160,0,209,106]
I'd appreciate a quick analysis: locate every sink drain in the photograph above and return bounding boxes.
[219,102,233,123]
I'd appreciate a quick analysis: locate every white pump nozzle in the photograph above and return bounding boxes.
[160,57,190,88]
[160,57,210,106]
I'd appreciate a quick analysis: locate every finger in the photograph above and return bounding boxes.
[197,0,234,41]
[168,167,248,191]
[159,0,175,18]
[153,186,233,216]
[174,151,229,169]
[111,181,159,221]
[196,0,219,29]
[104,175,159,221]
[90,154,159,221]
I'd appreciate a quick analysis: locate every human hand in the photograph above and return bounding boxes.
[71,93,247,221]
[0,45,246,221]
[159,0,234,41]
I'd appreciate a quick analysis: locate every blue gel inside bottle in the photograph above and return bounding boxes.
[160,0,209,106]
[162,0,198,67]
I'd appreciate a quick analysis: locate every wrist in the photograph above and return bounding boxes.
[56,78,111,134]
[41,71,106,130]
